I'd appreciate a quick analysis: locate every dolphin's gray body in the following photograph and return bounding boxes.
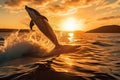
[25,6,60,47]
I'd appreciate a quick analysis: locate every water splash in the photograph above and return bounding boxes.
[0,31,54,64]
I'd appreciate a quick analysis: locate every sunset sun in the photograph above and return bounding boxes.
[60,17,84,31]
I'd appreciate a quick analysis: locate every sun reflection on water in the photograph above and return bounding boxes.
[68,33,74,37]
[52,55,74,72]
[68,32,74,42]
[64,57,73,66]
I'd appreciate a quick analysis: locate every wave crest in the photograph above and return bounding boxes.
[0,31,54,64]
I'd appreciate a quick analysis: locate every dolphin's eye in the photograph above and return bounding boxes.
[32,10,40,16]
[34,12,40,16]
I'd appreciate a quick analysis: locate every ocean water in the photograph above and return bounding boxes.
[0,31,120,80]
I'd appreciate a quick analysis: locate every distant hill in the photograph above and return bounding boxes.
[86,25,120,33]
[55,30,84,33]
[0,29,31,32]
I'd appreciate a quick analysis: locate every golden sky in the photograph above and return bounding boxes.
[0,0,120,31]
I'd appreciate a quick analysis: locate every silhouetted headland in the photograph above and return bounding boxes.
[0,29,31,33]
[86,25,120,33]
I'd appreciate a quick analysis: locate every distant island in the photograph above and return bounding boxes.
[86,25,120,33]
[0,29,31,32]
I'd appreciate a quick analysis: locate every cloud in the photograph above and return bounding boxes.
[5,0,29,7]
[96,0,120,10]
[46,0,101,15]
[3,0,30,11]
[97,15,120,20]
[0,5,2,8]
[3,0,100,15]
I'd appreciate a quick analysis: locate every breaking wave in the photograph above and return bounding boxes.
[0,31,54,64]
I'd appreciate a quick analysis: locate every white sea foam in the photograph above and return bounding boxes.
[0,31,54,64]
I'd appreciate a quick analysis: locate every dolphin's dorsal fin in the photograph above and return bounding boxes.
[30,20,34,30]
[42,16,48,21]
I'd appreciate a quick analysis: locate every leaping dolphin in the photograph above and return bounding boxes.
[25,6,80,53]
[25,6,60,48]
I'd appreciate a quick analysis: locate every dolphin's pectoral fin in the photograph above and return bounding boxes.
[42,16,48,21]
[30,20,34,30]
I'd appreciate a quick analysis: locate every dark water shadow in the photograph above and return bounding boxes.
[0,62,119,80]
[0,63,86,80]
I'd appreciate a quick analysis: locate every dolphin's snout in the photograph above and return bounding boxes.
[25,5,29,10]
